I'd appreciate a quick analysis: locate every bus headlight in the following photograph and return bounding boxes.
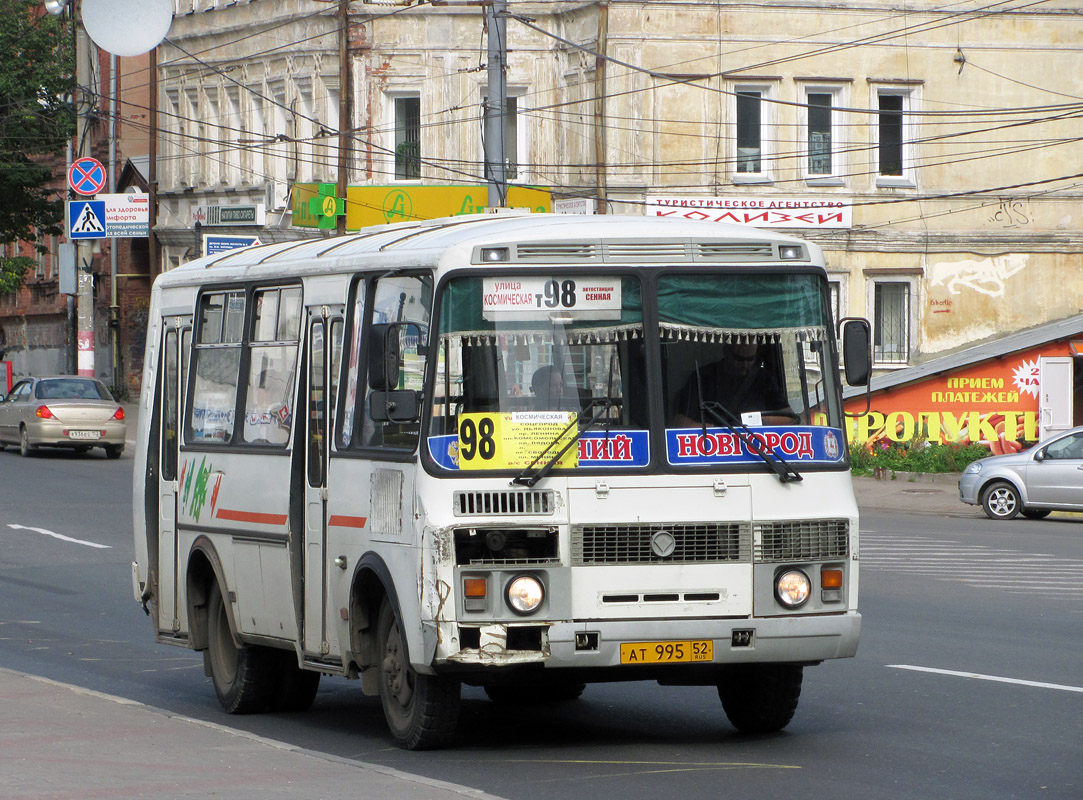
[505,575,544,615]
[775,569,811,608]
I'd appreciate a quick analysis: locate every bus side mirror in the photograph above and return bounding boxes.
[369,389,421,423]
[840,318,871,387]
[368,323,400,391]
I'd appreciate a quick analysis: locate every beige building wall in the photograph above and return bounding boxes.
[158,0,1083,370]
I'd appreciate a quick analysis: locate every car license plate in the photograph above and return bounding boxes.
[68,430,101,440]
[620,640,713,664]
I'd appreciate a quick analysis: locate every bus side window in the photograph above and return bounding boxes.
[242,286,302,446]
[188,291,245,443]
[362,274,432,449]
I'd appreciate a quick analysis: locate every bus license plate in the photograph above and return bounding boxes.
[620,640,713,665]
[68,430,101,440]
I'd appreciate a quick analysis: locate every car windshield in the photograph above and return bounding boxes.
[36,378,112,401]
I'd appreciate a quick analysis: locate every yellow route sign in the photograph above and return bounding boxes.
[458,412,578,471]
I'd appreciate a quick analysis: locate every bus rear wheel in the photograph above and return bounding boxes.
[206,582,277,714]
[376,598,460,749]
[717,664,803,734]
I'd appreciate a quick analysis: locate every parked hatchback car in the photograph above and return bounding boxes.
[959,425,1083,520]
[0,376,126,459]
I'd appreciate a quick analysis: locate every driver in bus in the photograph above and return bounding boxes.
[673,340,795,427]
[530,365,573,411]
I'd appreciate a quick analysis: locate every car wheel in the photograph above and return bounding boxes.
[981,481,1021,520]
[19,427,36,457]
[104,444,124,460]
[1021,508,1051,520]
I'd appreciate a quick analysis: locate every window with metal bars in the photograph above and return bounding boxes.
[873,281,909,364]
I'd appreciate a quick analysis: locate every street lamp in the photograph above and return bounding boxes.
[43,0,69,15]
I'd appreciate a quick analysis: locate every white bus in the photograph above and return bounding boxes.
[132,212,871,749]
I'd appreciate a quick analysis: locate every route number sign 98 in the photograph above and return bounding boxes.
[481,277,622,320]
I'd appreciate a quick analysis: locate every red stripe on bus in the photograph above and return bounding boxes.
[215,508,288,525]
[328,515,368,529]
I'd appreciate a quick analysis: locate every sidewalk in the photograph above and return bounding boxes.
[853,471,976,517]
[0,668,506,800]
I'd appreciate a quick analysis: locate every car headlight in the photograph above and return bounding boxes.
[963,462,983,475]
[775,569,811,608]
[505,575,544,615]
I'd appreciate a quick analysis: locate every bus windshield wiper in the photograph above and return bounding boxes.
[511,398,615,487]
[697,399,803,484]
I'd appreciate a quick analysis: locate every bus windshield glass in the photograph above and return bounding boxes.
[659,272,844,469]
[425,270,846,474]
[427,274,647,472]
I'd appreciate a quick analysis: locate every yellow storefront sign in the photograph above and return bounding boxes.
[292,184,552,229]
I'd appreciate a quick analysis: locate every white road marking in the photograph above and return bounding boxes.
[860,532,1083,599]
[888,664,1083,694]
[6,523,110,549]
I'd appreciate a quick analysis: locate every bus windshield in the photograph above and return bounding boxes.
[426,270,845,474]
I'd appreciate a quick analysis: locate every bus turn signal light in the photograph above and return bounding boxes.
[821,568,843,589]
[463,577,487,598]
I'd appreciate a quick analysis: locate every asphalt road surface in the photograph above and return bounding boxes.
[1,447,1080,799]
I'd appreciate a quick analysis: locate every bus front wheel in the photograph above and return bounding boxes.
[717,664,803,734]
[376,598,460,749]
[206,582,277,714]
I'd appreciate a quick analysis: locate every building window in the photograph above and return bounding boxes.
[731,83,775,182]
[393,96,421,181]
[872,85,918,187]
[735,91,762,173]
[807,93,832,175]
[872,281,910,364]
[878,95,903,176]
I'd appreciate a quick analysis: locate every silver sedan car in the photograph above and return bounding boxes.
[959,425,1083,520]
[0,376,126,459]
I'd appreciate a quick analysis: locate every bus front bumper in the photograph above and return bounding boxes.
[443,612,860,671]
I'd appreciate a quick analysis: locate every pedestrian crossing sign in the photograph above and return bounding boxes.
[68,200,107,239]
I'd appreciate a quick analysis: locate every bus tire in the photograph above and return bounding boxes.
[270,653,321,712]
[484,679,586,704]
[717,664,803,734]
[206,582,276,714]
[376,598,460,750]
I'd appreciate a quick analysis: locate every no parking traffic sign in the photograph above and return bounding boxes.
[68,157,107,196]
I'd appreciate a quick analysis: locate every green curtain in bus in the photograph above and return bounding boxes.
[656,274,826,330]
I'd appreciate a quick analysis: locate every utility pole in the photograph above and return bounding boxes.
[484,0,508,209]
[337,0,352,235]
[75,12,96,377]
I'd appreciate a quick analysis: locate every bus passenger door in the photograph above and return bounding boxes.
[157,321,190,635]
[303,313,342,657]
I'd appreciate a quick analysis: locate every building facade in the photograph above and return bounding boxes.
[157,0,1083,375]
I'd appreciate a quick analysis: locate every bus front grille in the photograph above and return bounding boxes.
[753,519,850,563]
[572,523,751,565]
[453,489,555,516]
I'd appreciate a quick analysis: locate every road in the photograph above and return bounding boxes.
[1,447,1080,799]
